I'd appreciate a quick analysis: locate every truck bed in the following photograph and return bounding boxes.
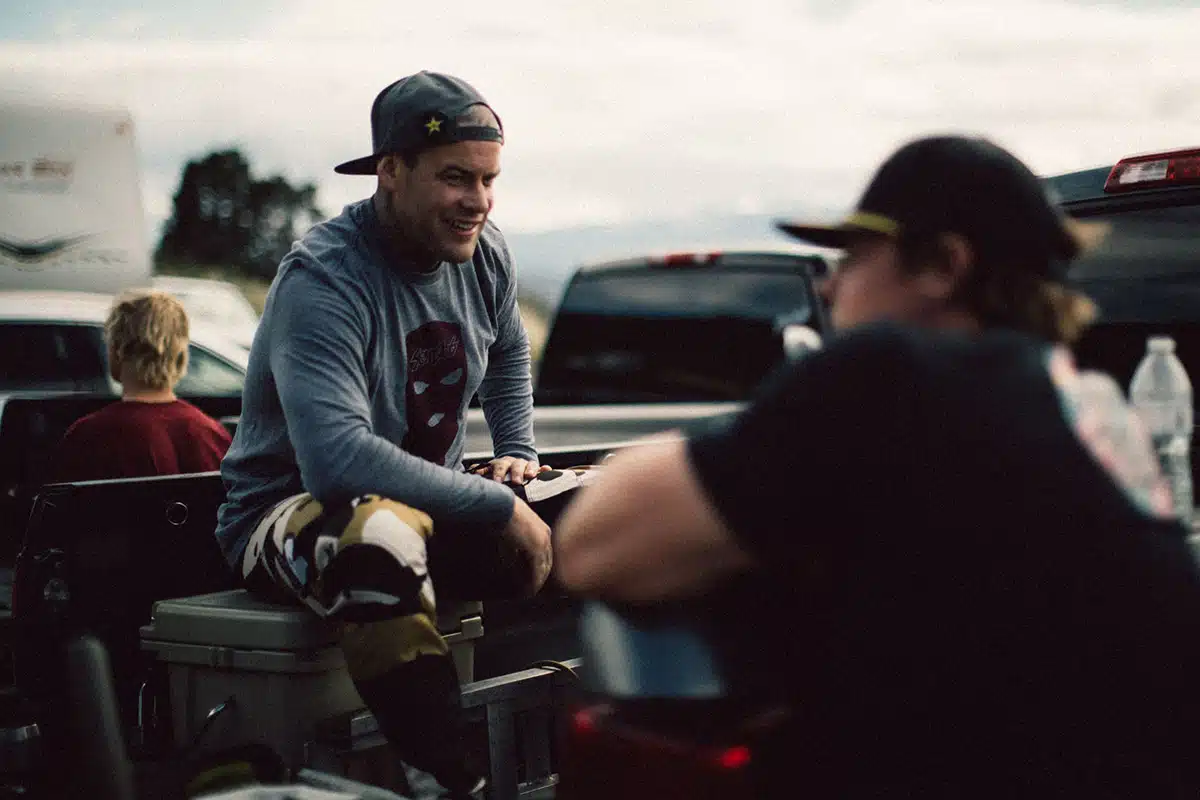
[462,401,741,455]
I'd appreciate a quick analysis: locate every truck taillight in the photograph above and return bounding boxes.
[567,704,753,770]
[571,707,598,734]
[714,745,752,771]
[559,703,757,799]
[1104,148,1200,193]
[659,252,720,267]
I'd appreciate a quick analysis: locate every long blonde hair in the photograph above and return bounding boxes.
[957,269,1098,346]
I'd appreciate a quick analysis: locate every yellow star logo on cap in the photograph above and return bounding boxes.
[425,116,442,134]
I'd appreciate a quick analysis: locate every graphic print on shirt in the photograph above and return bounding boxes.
[1046,346,1175,519]
[403,321,468,465]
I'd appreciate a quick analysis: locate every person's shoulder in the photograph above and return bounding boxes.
[66,399,135,430]
[277,200,372,286]
[172,399,229,429]
[477,218,508,252]
[473,219,514,273]
[917,327,1052,383]
[270,207,378,315]
[300,199,367,253]
[164,401,233,447]
[60,406,106,441]
[827,323,1044,370]
[821,321,931,366]
[807,324,1043,403]
[51,408,112,482]
[751,323,928,404]
[58,400,140,447]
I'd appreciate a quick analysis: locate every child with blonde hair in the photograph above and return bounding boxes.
[51,289,232,481]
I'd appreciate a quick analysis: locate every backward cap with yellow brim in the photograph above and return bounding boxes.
[776,135,1106,280]
[334,70,504,176]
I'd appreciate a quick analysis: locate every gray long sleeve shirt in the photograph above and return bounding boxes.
[214,198,536,568]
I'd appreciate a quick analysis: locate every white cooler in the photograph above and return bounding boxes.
[139,589,484,772]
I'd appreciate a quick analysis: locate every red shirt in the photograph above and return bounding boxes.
[51,399,233,483]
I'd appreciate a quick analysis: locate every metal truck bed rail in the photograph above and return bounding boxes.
[307,657,585,800]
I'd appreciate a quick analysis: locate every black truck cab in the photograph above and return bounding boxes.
[535,250,830,406]
[1054,147,1200,485]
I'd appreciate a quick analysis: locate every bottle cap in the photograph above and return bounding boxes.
[1149,336,1176,354]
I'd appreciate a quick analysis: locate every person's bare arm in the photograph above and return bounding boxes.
[554,326,922,608]
[554,438,756,605]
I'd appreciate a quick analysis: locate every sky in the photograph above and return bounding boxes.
[2,0,1200,245]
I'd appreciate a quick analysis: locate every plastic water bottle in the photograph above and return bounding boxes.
[1130,336,1194,523]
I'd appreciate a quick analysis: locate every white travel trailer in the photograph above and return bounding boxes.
[0,96,152,294]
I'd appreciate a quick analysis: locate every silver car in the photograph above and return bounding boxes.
[152,275,261,352]
[0,290,248,398]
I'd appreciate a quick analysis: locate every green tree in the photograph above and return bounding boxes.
[156,149,324,278]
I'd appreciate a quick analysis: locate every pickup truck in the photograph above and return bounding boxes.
[1052,147,1200,486]
[0,289,248,563]
[0,252,831,798]
[0,247,829,583]
[0,250,828,565]
[465,249,830,455]
[4,441,627,800]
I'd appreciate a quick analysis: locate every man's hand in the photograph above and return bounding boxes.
[501,495,553,595]
[479,456,550,485]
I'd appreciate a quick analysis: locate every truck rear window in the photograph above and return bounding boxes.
[1068,200,1200,392]
[536,266,816,404]
[1069,204,1200,324]
[559,269,815,320]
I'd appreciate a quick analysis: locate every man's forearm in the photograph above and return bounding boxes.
[295,418,515,530]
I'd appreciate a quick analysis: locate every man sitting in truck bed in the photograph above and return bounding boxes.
[215,71,555,797]
[556,135,1200,797]
[50,289,232,482]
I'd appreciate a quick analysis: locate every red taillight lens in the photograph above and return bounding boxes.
[572,707,597,735]
[1104,148,1200,193]
[714,745,752,771]
[558,704,756,800]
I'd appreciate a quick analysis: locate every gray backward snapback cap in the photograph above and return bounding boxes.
[334,71,504,175]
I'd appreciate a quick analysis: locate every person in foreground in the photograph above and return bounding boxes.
[215,72,554,796]
[554,135,1200,797]
[51,289,232,481]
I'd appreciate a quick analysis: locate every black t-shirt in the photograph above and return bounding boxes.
[688,323,1200,798]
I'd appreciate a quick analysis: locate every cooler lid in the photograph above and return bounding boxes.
[141,589,341,651]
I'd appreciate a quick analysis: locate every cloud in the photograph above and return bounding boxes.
[1,0,1199,244]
